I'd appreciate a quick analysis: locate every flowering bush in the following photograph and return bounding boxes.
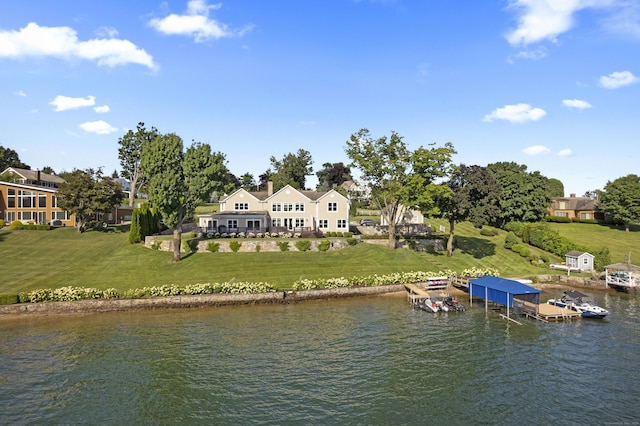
[16,268,499,304]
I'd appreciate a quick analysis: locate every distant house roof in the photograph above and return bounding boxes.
[1,167,65,185]
[552,196,599,212]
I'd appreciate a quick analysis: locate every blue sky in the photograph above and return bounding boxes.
[1,0,638,196]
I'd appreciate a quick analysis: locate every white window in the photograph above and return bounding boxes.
[272,203,282,212]
[234,203,249,210]
[5,212,16,223]
[337,219,347,229]
[227,219,238,229]
[51,211,70,221]
[51,195,59,208]
[295,203,305,212]
[318,219,328,229]
[295,218,305,227]
[18,211,33,221]
[283,203,293,212]
[38,194,47,208]
[18,190,35,208]
[272,218,282,227]
[7,188,15,208]
[328,202,337,212]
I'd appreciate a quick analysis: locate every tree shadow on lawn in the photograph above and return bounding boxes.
[455,236,496,259]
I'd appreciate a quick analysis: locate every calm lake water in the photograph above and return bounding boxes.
[1,288,639,425]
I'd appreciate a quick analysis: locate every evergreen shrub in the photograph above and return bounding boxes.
[295,240,311,252]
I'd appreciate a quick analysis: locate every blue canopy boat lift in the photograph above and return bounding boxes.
[469,276,541,323]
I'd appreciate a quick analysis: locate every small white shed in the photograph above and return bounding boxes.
[565,251,594,272]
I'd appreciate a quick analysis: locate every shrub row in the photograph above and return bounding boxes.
[292,267,499,290]
[205,231,301,239]
[324,231,353,237]
[15,267,501,304]
[545,216,600,224]
[8,221,53,231]
[18,281,278,303]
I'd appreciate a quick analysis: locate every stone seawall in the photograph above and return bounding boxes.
[0,285,406,318]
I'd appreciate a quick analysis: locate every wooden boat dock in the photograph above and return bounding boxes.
[404,283,431,304]
[516,299,582,322]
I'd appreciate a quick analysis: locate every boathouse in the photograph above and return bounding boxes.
[469,276,541,308]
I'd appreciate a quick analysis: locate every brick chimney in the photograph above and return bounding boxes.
[267,181,273,196]
[570,193,576,198]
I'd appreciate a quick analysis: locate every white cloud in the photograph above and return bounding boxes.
[505,0,612,46]
[94,105,110,113]
[599,70,639,89]
[79,120,117,135]
[50,95,96,112]
[562,99,592,109]
[148,0,253,42]
[523,145,551,155]
[601,1,640,38]
[0,22,156,69]
[15,90,27,97]
[483,103,547,123]
[515,46,548,60]
[558,148,573,157]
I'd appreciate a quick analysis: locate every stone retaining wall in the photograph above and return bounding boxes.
[144,236,353,253]
[0,285,406,317]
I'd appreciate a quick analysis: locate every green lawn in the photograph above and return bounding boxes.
[1,220,636,294]
[546,222,640,265]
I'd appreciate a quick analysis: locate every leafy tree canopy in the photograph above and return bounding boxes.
[316,162,352,191]
[57,168,124,233]
[0,145,29,171]
[345,128,456,249]
[437,164,501,256]
[118,122,159,206]
[239,172,256,191]
[486,161,551,226]
[269,149,313,191]
[141,133,227,262]
[598,174,640,232]
[547,178,564,198]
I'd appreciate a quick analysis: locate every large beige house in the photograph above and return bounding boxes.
[198,183,351,234]
[0,167,74,226]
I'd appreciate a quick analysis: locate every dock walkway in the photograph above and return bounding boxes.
[517,299,582,322]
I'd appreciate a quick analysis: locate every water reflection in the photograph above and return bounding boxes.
[1,291,639,424]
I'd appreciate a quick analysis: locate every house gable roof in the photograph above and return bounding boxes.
[315,189,349,203]
[220,188,264,203]
[566,251,593,258]
[1,167,65,185]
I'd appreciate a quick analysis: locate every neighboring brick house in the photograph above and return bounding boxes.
[0,167,74,226]
[198,182,351,234]
[548,194,603,220]
[0,167,133,227]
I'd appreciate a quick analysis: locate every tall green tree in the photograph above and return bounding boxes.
[0,145,29,171]
[269,149,313,190]
[486,161,551,226]
[316,162,352,191]
[598,174,640,232]
[239,172,256,190]
[345,129,456,249]
[141,134,227,262]
[118,122,159,206]
[57,168,124,233]
[547,178,564,198]
[436,165,501,256]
